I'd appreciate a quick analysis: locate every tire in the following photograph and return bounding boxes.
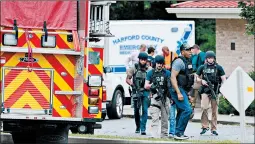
[107,89,123,119]
[12,131,36,144]
[36,124,69,144]
[70,126,78,134]
[102,112,106,120]
[85,124,94,134]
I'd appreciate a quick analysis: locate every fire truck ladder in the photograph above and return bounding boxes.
[90,1,115,37]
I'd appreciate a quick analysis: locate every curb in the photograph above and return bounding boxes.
[122,114,255,126]
[1,133,186,144]
[1,134,12,144]
[69,136,187,143]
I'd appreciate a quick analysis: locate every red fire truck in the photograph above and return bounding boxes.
[0,1,113,143]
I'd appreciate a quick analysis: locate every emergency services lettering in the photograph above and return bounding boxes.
[141,35,164,43]
[112,35,164,45]
[119,44,158,55]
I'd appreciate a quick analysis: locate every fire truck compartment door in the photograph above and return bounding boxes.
[1,67,53,115]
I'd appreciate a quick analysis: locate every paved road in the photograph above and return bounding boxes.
[122,106,255,125]
[95,117,255,143]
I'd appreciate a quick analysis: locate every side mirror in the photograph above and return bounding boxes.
[103,66,112,73]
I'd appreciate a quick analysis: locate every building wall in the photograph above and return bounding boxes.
[216,19,254,76]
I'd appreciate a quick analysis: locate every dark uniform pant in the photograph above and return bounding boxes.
[133,95,150,132]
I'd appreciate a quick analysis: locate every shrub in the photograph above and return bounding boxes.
[218,97,255,116]
[248,70,255,81]
[218,96,239,115]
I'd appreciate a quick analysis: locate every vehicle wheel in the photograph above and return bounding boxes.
[70,126,78,134]
[36,124,69,144]
[12,131,36,144]
[84,124,94,134]
[102,112,106,120]
[107,89,123,119]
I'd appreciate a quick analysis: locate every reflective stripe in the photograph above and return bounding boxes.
[108,65,126,73]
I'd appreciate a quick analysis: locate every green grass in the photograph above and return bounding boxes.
[70,134,239,143]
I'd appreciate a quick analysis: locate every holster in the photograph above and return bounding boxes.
[132,91,142,101]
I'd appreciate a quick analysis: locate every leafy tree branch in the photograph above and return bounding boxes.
[238,1,255,35]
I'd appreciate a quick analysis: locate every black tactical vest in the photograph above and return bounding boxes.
[151,69,168,91]
[173,56,194,91]
[202,63,221,85]
[133,63,147,90]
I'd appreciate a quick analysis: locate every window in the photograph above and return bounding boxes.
[231,42,235,50]
[88,51,100,65]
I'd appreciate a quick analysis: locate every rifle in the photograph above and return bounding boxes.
[132,85,144,109]
[204,73,219,105]
[150,81,168,113]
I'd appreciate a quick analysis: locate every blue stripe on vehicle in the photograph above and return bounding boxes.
[109,65,126,73]
[176,24,193,55]
[113,67,126,72]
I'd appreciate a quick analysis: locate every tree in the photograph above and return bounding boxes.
[109,1,216,52]
[238,1,255,35]
[194,19,216,52]
[110,1,177,20]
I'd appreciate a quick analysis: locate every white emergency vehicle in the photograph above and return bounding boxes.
[91,20,195,119]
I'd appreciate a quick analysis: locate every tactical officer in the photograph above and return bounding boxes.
[126,52,150,135]
[126,44,147,108]
[170,43,194,140]
[195,51,226,136]
[144,55,171,138]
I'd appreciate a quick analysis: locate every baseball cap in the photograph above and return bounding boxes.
[190,44,200,49]
[180,43,191,51]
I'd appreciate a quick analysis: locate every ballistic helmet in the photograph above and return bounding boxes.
[138,52,148,60]
[205,51,216,59]
[154,55,165,64]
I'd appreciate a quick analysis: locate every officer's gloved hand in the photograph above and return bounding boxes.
[150,84,157,94]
